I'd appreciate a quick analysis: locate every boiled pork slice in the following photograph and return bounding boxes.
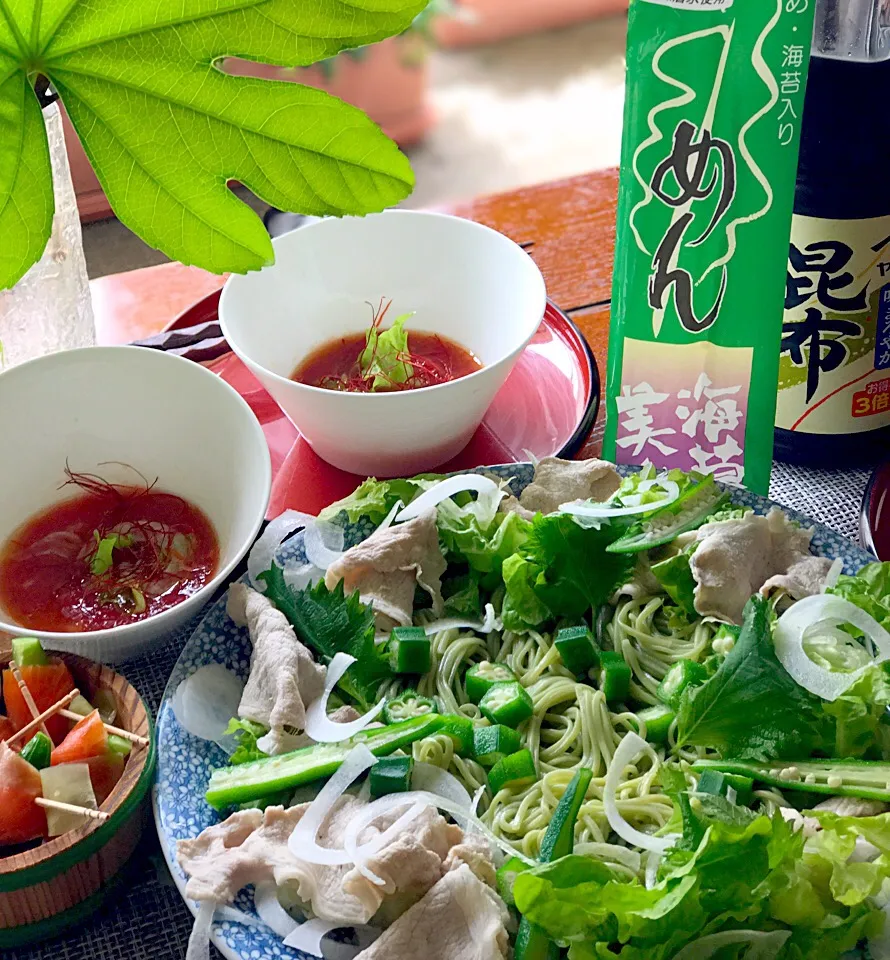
[324,509,446,629]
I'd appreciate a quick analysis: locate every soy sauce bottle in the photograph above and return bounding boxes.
[774,1,890,466]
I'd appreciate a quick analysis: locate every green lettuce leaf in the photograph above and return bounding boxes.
[223,718,268,765]
[676,595,824,761]
[768,835,827,931]
[318,475,443,525]
[259,562,390,710]
[514,855,704,947]
[513,856,619,942]
[612,466,701,508]
[806,824,889,906]
[665,806,773,920]
[830,562,890,631]
[515,806,887,960]
[651,549,697,617]
[439,507,531,576]
[821,664,890,759]
[1,0,426,288]
[359,311,414,390]
[804,810,890,908]
[502,553,551,632]
[783,902,882,959]
[811,809,890,854]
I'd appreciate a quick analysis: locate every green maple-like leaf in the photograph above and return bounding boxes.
[0,0,427,288]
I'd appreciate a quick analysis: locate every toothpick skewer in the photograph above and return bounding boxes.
[9,661,51,738]
[6,658,149,748]
[3,688,81,745]
[58,708,149,748]
[35,797,110,822]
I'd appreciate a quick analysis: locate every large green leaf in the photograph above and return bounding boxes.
[0,63,53,289]
[0,0,426,288]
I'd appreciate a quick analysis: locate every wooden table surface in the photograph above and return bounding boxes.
[91,168,619,455]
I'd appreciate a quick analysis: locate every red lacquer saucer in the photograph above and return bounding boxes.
[169,292,599,517]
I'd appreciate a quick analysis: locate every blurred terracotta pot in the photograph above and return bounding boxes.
[436,0,627,46]
[63,36,433,223]
[62,109,108,224]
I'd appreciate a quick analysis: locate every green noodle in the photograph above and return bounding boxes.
[385,590,735,870]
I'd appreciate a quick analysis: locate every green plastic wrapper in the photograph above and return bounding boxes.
[603,0,817,494]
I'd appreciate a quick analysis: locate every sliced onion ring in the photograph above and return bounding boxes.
[186,901,215,960]
[604,733,673,855]
[305,653,386,743]
[254,883,299,938]
[303,520,345,571]
[248,510,318,589]
[823,557,844,591]
[288,744,377,866]
[214,906,264,929]
[341,789,536,880]
[172,664,244,746]
[412,762,473,830]
[346,799,428,885]
[283,918,340,957]
[644,849,661,890]
[774,594,890,701]
[284,562,324,592]
[283,920,380,959]
[375,500,404,534]
[420,603,502,637]
[560,478,680,520]
[412,762,471,805]
[395,475,503,524]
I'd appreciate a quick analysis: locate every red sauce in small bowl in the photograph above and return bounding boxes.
[0,485,219,633]
[292,331,482,392]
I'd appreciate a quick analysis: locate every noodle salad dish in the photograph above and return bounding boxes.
[156,459,890,960]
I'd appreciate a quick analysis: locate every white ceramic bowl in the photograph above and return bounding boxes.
[219,210,547,476]
[0,347,271,662]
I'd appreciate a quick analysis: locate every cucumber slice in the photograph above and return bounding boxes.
[12,637,48,667]
[68,695,95,718]
[606,475,729,554]
[692,758,890,802]
[107,734,133,756]
[20,732,53,770]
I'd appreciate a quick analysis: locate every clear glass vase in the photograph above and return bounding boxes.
[0,102,95,370]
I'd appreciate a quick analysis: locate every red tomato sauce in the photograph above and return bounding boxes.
[292,331,483,392]
[0,488,219,633]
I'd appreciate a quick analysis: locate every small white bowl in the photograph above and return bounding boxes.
[0,347,271,662]
[219,210,547,476]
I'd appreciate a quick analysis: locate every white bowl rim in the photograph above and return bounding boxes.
[0,345,272,643]
[218,209,548,401]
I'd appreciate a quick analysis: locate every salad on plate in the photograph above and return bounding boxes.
[166,458,890,960]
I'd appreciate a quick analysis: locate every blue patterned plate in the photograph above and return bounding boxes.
[153,464,877,960]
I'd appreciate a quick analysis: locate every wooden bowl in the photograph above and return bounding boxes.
[0,649,155,947]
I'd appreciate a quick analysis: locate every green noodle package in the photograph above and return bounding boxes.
[603,0,817,495]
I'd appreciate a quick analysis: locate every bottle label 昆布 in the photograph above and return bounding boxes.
[777,213,890,434]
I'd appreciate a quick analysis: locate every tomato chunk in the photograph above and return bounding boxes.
[0,715,16,742]
[51,710,107,766]
[0,741,45,845]
[84,753,126,804]
[2,661,76,744]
